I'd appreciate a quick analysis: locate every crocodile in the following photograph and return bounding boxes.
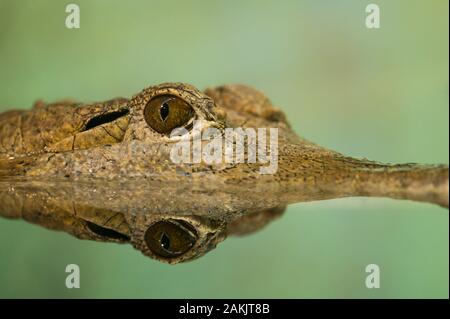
[0,83,447,263]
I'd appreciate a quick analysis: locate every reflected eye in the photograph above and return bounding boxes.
[144,94,194,134]
[144,219,197,258]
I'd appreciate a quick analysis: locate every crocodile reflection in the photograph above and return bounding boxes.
[1,82,447,264]
[0,179,285,264]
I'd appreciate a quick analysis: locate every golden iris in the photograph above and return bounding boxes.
[144,95,194,134]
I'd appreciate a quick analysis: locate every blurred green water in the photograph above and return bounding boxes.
[0,0,448,298]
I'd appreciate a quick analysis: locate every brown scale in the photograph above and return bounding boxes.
[0,83,447,264]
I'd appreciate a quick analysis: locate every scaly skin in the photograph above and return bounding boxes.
[0,83,448,263]
[0,83,447,206]
[0,178,286,263]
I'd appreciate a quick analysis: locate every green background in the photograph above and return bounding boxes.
[0,0,448,298]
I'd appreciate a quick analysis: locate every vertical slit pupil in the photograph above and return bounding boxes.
[160,102,170,121]
[160,233,170,250]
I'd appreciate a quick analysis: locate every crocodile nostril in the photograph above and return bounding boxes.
[144,219,197,258]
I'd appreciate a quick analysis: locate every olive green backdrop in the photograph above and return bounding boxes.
[0,0,448,298]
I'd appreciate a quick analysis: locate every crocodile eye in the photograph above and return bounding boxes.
[144,95,194,134]
[144,219,197,258]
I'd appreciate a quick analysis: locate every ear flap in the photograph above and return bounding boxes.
[204,84,290,126]
[45,114,130,152]
[226,206,286,236]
